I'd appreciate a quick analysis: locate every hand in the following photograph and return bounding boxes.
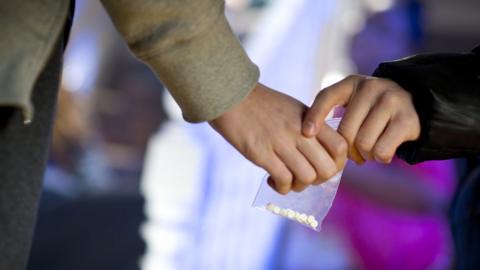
[302,75,420,165]
[209,83,347,194]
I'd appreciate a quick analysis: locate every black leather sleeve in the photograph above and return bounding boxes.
[373,46,480,164]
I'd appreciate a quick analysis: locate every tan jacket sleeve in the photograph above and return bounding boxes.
[100,0,259,122]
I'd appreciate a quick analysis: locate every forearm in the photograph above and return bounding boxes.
[373,46,480,163]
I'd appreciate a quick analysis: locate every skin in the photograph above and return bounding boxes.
[302,75,421,167]
[209,83,348,194]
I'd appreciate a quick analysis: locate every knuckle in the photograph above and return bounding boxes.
[319,87,334,100]
[243,146,256,162]
[361,77,381,92]
[379,91,399,106]
[377,77,395,87]
[345,74,358,82]
[242,141,264,164]
[366,77,380,87]
[356,81,370,94]
[397,88,411,100]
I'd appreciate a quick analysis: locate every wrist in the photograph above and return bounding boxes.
[209,83,263,126]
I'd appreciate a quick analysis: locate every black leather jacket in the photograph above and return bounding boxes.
[373,46,480,270]
[374,46,480,164]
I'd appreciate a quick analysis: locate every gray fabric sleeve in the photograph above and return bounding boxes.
[101,0,259,122]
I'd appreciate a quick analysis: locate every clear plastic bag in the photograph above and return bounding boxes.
[252,118,343,231]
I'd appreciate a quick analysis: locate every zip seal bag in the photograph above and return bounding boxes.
[252,118,343,231]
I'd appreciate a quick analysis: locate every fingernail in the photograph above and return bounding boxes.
[303,121,315,136]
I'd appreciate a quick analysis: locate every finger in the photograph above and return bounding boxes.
[263,153,293,194]
[350,146,366,165]
[291,179,309,193]
[372,116,411,164]
[315,125,348,170]
[276,147,317,193]
[303,75,360,137]
[338,80,381,164]
[297,138,338,186]
[354,95,394,161]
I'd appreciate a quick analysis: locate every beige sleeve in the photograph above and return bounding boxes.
[100,0,259,122]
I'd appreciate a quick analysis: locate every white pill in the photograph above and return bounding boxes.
[294,212,303,223]
[265,203,275,212]
[294,212,301,218]
[272,206,281,215]
[307,215,316,224]
[298,214,307,222]
[279,208,288,217]
[286,209,296,219]
[310,220,319,229]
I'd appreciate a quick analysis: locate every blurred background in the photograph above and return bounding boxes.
[25,0,479,269]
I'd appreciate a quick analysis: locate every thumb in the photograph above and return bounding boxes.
[302,76,357,137]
